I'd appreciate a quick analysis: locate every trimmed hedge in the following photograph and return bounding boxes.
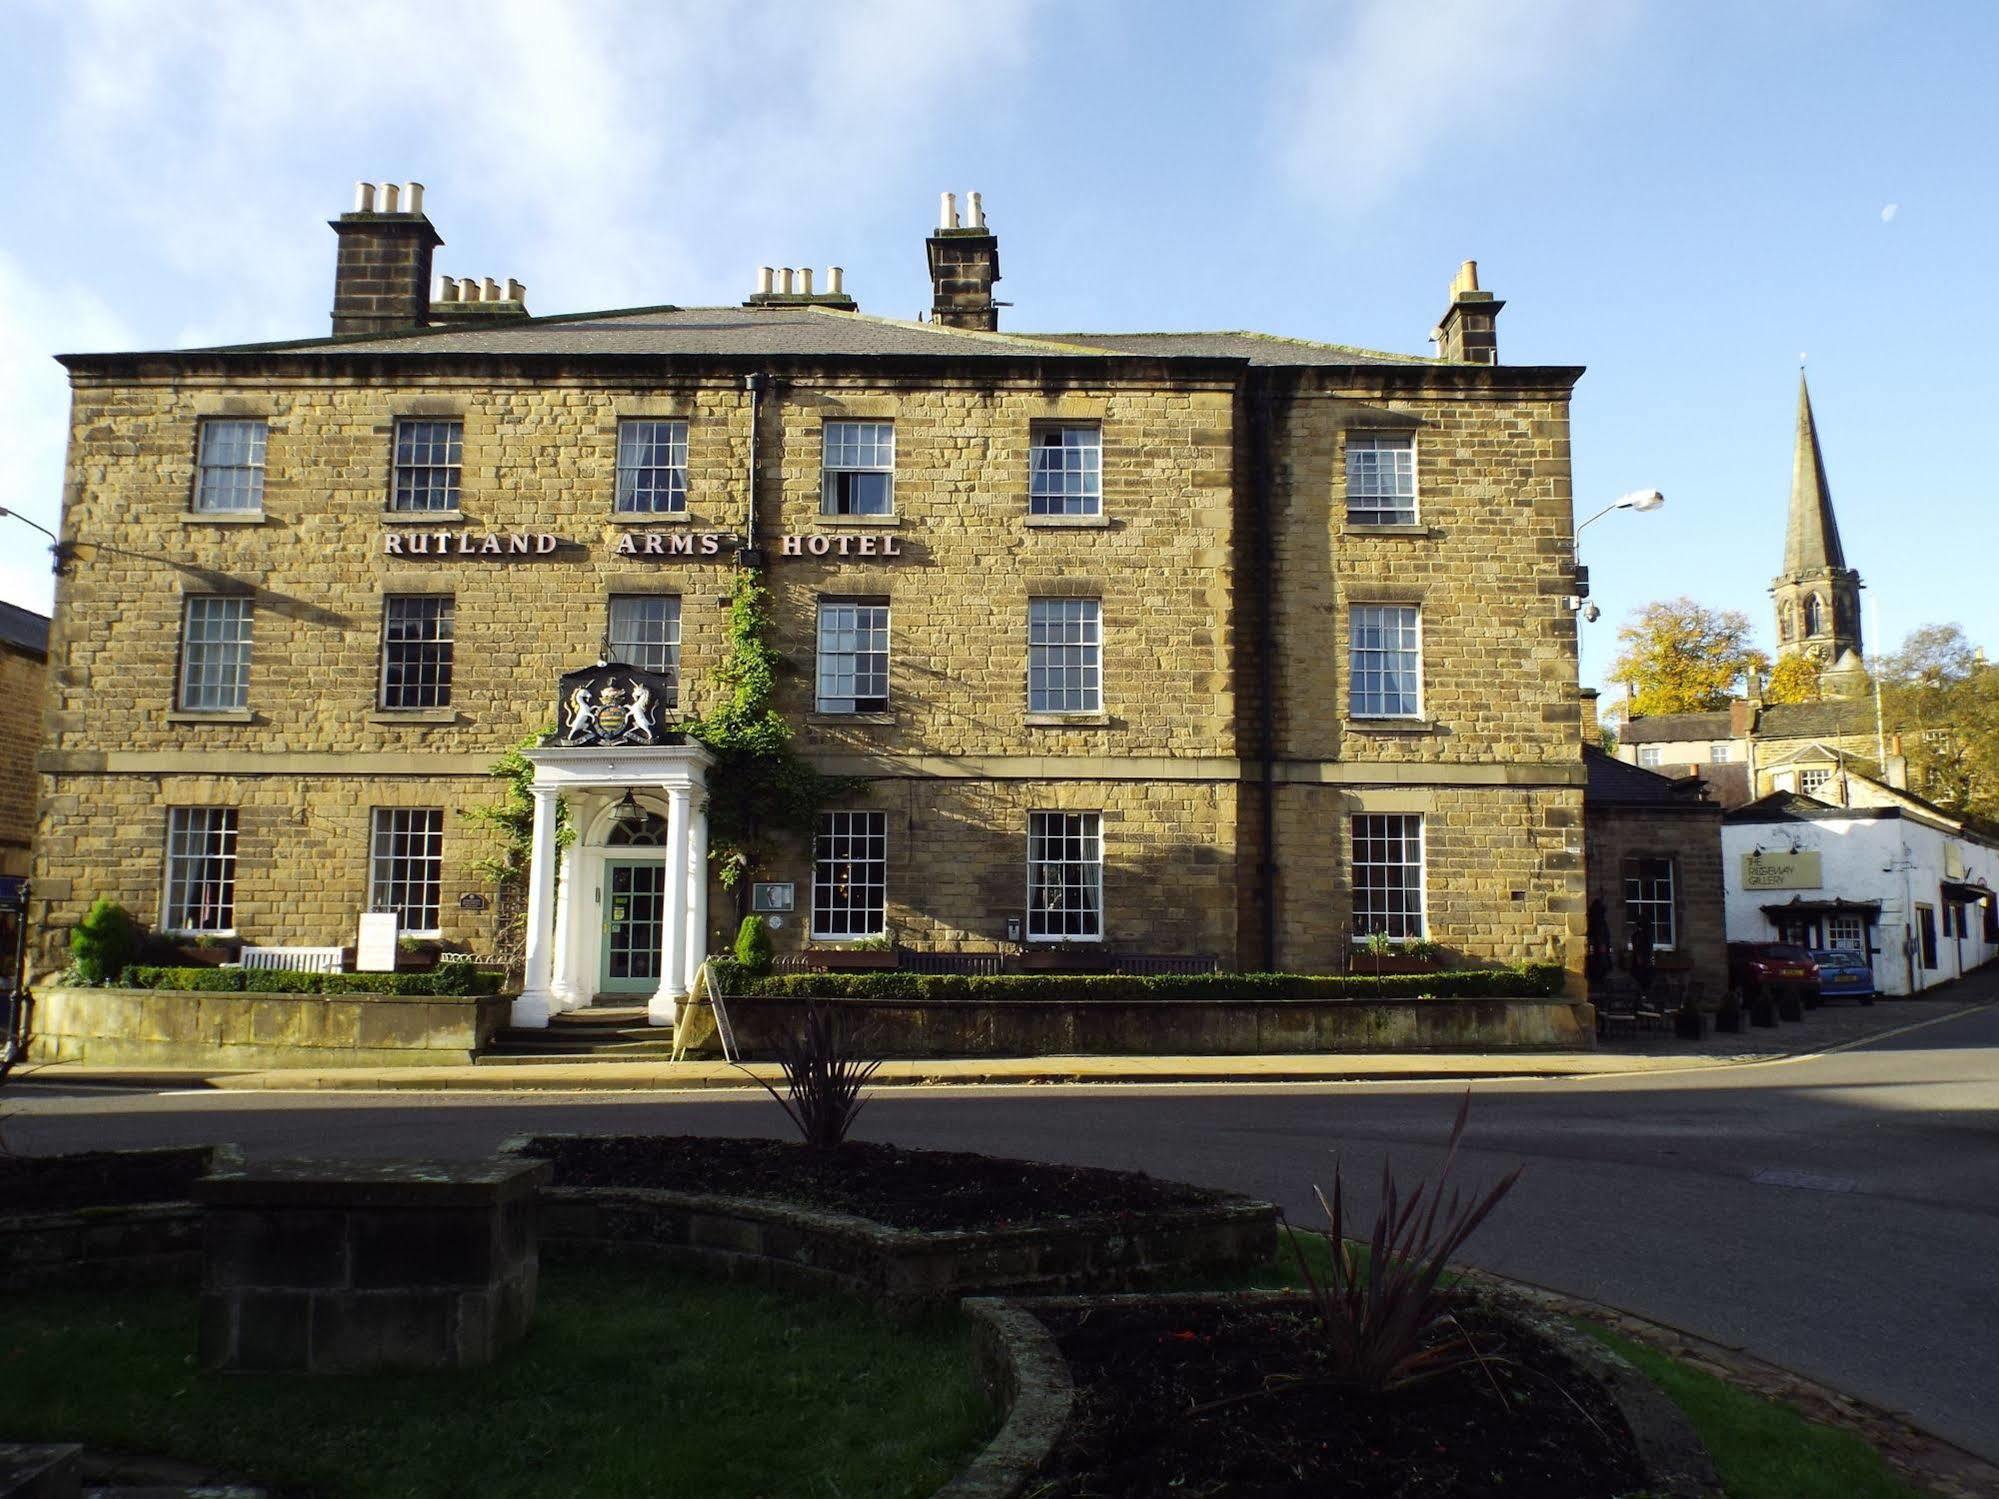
[705,961,1567,1003]
[116,965,505,997]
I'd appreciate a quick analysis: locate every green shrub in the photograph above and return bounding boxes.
[723,963,1565,1004]
[118,966,503,997]
[733,915,774,975]
[71,901,141,985]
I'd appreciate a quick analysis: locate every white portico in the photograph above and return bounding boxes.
[511,742,714,1030]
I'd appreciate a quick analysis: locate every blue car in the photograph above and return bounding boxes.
[1811,949,1876,1004]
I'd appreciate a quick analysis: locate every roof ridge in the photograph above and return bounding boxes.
[1024,328,1441,364]
[829,309,1112,356]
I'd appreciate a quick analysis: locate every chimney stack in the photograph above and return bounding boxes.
[330,180,442,336]
[1431,259,1503,364]
[926,188,1001,331]
[1578,687,1600,745]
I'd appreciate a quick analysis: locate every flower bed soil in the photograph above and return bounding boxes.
[523,1135,1234,1232]
[1032,1295,1646,1499]
[0,1147,217,1216]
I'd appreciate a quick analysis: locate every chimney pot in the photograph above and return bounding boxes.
[1432,258,1503,363]
[505,277,525,302]
[827,266,844,294]
[967,190,985,229]
[799,267,814,295]
[434,275,456,303]
[482,277,501,302]
[756,266,774,295]
[779,267,795,294]
[939,191,959,230]
[354,181,376,214]
[1453,259,1479,296]
[379,182,400,214]
[404,182,424,216]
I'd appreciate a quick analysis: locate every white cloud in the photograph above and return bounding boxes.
[1880,202,1899,222]
[1275,0,1640,213]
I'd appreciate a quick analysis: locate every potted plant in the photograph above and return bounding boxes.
[1714,989,1744,1034]
[396,936,441,972]
[1347,932,1446,976]
[805,934,898,971]
[170,933,242,967]
[1673,991,1706,1040]
[1749,988,1779,1027]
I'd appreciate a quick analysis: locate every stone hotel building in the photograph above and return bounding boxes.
[30,184,1589,1020]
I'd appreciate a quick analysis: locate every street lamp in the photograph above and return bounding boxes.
[0,506,68,574]
[1568,490,1665,623]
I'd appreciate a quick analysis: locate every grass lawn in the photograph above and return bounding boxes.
[0,1262,993,1499]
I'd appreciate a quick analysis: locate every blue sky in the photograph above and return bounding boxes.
[3,0,1994,702]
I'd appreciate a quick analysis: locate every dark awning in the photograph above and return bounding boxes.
[1940,879,1995,904]
[1759,895,1883,921]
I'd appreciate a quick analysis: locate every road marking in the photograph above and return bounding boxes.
[1753,1168,1857,1193]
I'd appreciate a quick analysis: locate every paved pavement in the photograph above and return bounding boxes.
[9,990,1997,1463]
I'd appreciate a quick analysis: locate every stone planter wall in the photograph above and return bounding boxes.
[0,1145,224,1289]
[28,985,510,1069]
[527,1180,1277,1316]
[675,995,1592,1059]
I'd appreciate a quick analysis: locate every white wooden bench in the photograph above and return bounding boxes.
[240,946,346,975]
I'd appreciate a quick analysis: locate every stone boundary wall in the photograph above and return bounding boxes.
[28,986,510,1068]
[527,1182,1277,1316]
[0,1202,203,1289]
[676,995,1593,1057]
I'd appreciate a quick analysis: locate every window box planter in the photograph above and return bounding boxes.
[1018,948,1112,974]
[1346,954,1445,976]
[395,942,442,972]
[161,939,241,968]
[803,947,898,971]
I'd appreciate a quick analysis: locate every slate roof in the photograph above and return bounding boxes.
[1757,698,1874,741]
[0,600,50,657]
[1618,712,1733,745]
[1583,746,1717,809]
[1024,331,1441,367]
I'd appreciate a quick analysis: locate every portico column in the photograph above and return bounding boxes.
[649,783,692,1026]
[683,794,709,992]
[549,840,580,1011]
[513,785,561,1028]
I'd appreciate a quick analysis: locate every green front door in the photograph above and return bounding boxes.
[599,860,666,995]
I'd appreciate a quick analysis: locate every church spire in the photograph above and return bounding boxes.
[1784,372,1846,573]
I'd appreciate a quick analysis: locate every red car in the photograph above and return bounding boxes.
[1727,942,1821,1013]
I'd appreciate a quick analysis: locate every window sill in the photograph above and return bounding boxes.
[1341,523,1432,537]
[1026,514,1112,529]
[382,511,466,525]
[166,709,254,725]
[368,709,460,726]
[1026,712,1110,728]
[1344,717,1439,735]
[608,511,692,525]
[180,511,267,526]
[814,514,901,527]
[807,712,897,726]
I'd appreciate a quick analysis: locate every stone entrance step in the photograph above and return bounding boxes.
[479,1006,676,1061]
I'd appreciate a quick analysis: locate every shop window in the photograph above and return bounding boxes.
[1028,598,1102,713]
[1028,810,1103,941]
[1349,605,1422,718]
[193,419,267,512]
[163,807,238,933]
[812,810,887,939]
[607,595,681,698]
[816,600,890,713]
[1351,813,1425,940]
[380,595,454,709]
[1029,425,1102,516]
[391,418,463,512]
[178,595,252,711]
[615,419,688,514]
[821,421,894,516]
[1623,855,1677,950]
[1345,432,1417,525]
[370,808,443,935]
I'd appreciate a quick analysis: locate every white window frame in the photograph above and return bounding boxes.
[1028,424,1103,517]
[1798,768,1832,797]
[1826,914,1866,953]
[606,594,682,702]
[1027,810,1103,942]
[1350,813,1426,941]
[1345,431,1417,526]
[1623,854,1677,950]
[1708,744,1731,764]
[821,421,895,516]
[370,807,444,936]
[615,419,689,514]
[380,595,455,710]
[162,806,239,935]
[815,600,890,714]
[811,810,888,940]
[192,418,267,513]
[390,418,464,513]
[178,595,252,711]
[1028,598,1103,714]
[1637,746,1663,769]
[1348,604,1422,719]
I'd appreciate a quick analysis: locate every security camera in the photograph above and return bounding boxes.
[1582,602,1601,623]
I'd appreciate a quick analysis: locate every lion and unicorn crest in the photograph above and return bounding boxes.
[562,675,658,746]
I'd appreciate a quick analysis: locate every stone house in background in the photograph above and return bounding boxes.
[0,601,51,887]
[30,183,1592,1020]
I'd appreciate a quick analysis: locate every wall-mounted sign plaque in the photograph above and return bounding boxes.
[752,882,795,913]
[1741,851,1823,891]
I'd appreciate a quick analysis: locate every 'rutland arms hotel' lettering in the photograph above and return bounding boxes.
[380,529,906,558]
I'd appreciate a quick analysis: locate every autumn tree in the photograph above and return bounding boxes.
[1761,651,1826,705]
[1878,624,1999,822]
[1609,598,1770,717]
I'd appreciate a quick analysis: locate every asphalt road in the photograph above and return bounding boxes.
[9,1003,1998,1460]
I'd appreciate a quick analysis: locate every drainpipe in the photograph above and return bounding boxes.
[1248,372,1279,971]
[738,373,764,568]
